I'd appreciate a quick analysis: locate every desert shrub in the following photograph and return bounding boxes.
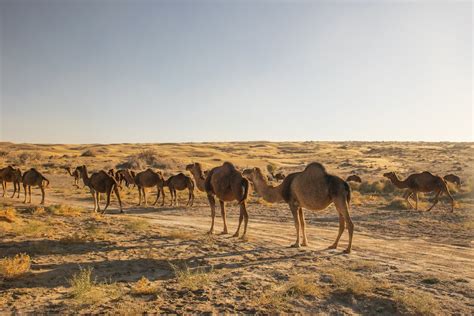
[393,289,440,315]
[131,276,159,295]
[170,263,212,290]
[358,180,395,195]
[124,218,150,231]
[0,208,17,223]
[116,149,158,169]
[81,149,96,157]
[45,204,83,216]
[68,267,122,304]
[0,151,8,158]
[17,151,42,163]
[383,198,410,210]
[324,267,375,296]
[69,267,94,299]
[0,253,31,279]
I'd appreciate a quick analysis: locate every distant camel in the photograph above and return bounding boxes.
[443,174,461,186]
[0,166,22,198]
[244,163,354,253]
[204,162,249,238]
[186,163,207,192]
[383,171,454,212]
[76,165,123,213]
[22,168,49,204]
[116,169,136,188]
[65,166,80,188]
[346,175,362,183]
[134,169,165,206]
[165,173,195,206]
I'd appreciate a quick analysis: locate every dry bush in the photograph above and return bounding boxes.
[13,219,52,237]
[124,218,150,231]
[170,263,212,290]
[131,276,159,296]
[0,208,17,223]
[383,198,410,210]
[17,151,42,164]
[393,289,440,315]
[324,267,375,296]
[45,204,83,217]
[68,267,122,305]
[81,149,97,157]
[358,180,395,195]
[60,232,90,244]
[0,253,31,279]
[164,229,196,240]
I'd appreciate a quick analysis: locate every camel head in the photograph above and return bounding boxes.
[383,171,397,181]
[242,167,265,183]
[186,162,202,174]
[75,165,86,176]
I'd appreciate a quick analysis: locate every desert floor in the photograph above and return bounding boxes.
[1,141,473,314]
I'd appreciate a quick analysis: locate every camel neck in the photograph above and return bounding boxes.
[81,166,91,186]
[391,174,408,189]
[192,170,206,191]
[252,174,284,203]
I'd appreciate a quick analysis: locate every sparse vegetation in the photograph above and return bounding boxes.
[17,151,42,163]
[124,218,150,231]
[383,197,410,210]
[81,149,97,157]
[131,276,159,296]
[0,207,17,223]
[324,267,375,296]
[393,289,441,315]
[68,267,122,305]
[0,253,31,280]
[46,204,83,216]
[170,263,212,290]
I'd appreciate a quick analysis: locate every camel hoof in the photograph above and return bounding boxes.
[290,243,301,248]
[301,242,309,247]
[207,230,214,235]
[343,249,351,254]
[327,244,337,250]
[219,231,228,235]
[232,233,239,238]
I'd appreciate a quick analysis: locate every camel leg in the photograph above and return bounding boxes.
[90,188,97,212]
[16,182,20,198]
[143,188,148,206]
[207,194,216,234]
[11,182,16,198]
[161,187,165,206]
[335,197,354,254]
[289,201,301,248]
[28,186,32,203]
[23,184,27,203]
[137,186,142,206]
[102,188,112,214]
[2,182,7,197]
[152,186,160,205]
[403,190,415,209]
[40,186,45,204]
[168,187,173,206]
[189,189,194,207]
[426,190,441,212]
[114,185,123,213]
[219,200,229,235]
[298,208,308,246]
[328,211,345,250]
[239,202,249,239]
[174,189,179,206]
[96,192,101,212]
[446,190,455,212]
[413,192,418,210]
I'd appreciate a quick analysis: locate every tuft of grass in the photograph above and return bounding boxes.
[164,229,196,240]
[68,267,122,305]
[325,267,375,296]
[393,289,440,315]
[69,267,94,299]
[60,232,90,244]
[124,218,150,231]
[0,253,31,279]
[13,219,52,237]
[383,198,410,210]
[0,208,17,223]
[170,263,212,290]
[45,204,83,217]
[131,276,159,296]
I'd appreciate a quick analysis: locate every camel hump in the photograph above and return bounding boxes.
[304,162,327,176]
[222,161,237,171]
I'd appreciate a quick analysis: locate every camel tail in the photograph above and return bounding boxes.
[42,176,50,187]
[239,178,249,204]
[344,181,351,204]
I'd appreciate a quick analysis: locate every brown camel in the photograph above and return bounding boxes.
[164,173,195,206]
[116,169,136,188]
[443,174,461,186]
[186,163,207,192]
[204,162,249,238]
[244,163,354,253]
[65,166,80,188]
[0,166,22,198]
[346,175,362,183]
[134,169,165,206]
[383,171,454,212]
[76,165,123,213]
[22,168,49,204]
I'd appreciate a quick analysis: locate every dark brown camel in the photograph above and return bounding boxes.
[22,168,49,204]
[165,173,195,206]
[443,174,461,186]
[134,169,165,206]
[0,166,22,198]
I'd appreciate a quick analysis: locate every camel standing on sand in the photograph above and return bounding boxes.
[0,166,22,198]
[116,169,135,188]
[203,162,250,238]
[243,163,354,253]
[186,163,207,192]
[383,171,454,212]
[134,169,165,206]
[76,165,123,213]
[65,167,80,188]
[443,174,461,186]
[165,173,195,206]
[22,168,49,204]
[346,175,362,183]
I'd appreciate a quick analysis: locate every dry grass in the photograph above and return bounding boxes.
[324,267,375,296]
[60,232,90,244]
[131,276,159,296]
[13,219,52,237]
[123,218,150,231]
[164,229,196,240]
[170,263,212,290]
[393,288,441,315]
[0,207,17,223]
[68,267,122,305]
[0,253,31,280]
[383,197,410,210]
[45,204,83,217]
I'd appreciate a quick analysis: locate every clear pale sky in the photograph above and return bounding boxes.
[0,0,472,143]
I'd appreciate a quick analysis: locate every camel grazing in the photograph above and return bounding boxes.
[76,165,123,213]
[164,173,195,206]
[134,169,165,206]
[186,163,207,192]
[443,174,461,186]
[0,166,22,198]
[116,169,136,188]
[65,166,80,188]
[22,168,49,204]
[204,162,249,238]
[243,163,354,253]
[346,175,362,183]
[383,171,454,212]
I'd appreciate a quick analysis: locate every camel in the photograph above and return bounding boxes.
[116,169,135,188]
[383,171,454,212]
[134,169,165,206]
[65,166,80,188]
[22,168,49,204]
[243,163,354,253]
[164,173,195,206]
[0,166,22,198]
[273,172,286,181]
[443,174,461,186]
[76,165,123,213]
[203,162,249,238]
[186,163,207,192]
[346,175,362,183]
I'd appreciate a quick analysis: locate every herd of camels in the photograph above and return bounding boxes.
[0,161,460,253]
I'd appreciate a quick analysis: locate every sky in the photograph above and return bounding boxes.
[0,0,472,143]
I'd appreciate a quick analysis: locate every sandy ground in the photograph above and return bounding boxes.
[1,141,473,314]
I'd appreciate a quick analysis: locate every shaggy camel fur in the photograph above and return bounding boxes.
[76,165,123,213]
[22,168,49,204]
[65,167,80,188]
[186,163,207,192]
[0,166,22,198]
[443,174,461,186]
[134,169,165,206]
[165,173,195,206]
[204,162,249,238]
[244,164,354,253]
[383,171,454,212]
[346,175,362,183]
